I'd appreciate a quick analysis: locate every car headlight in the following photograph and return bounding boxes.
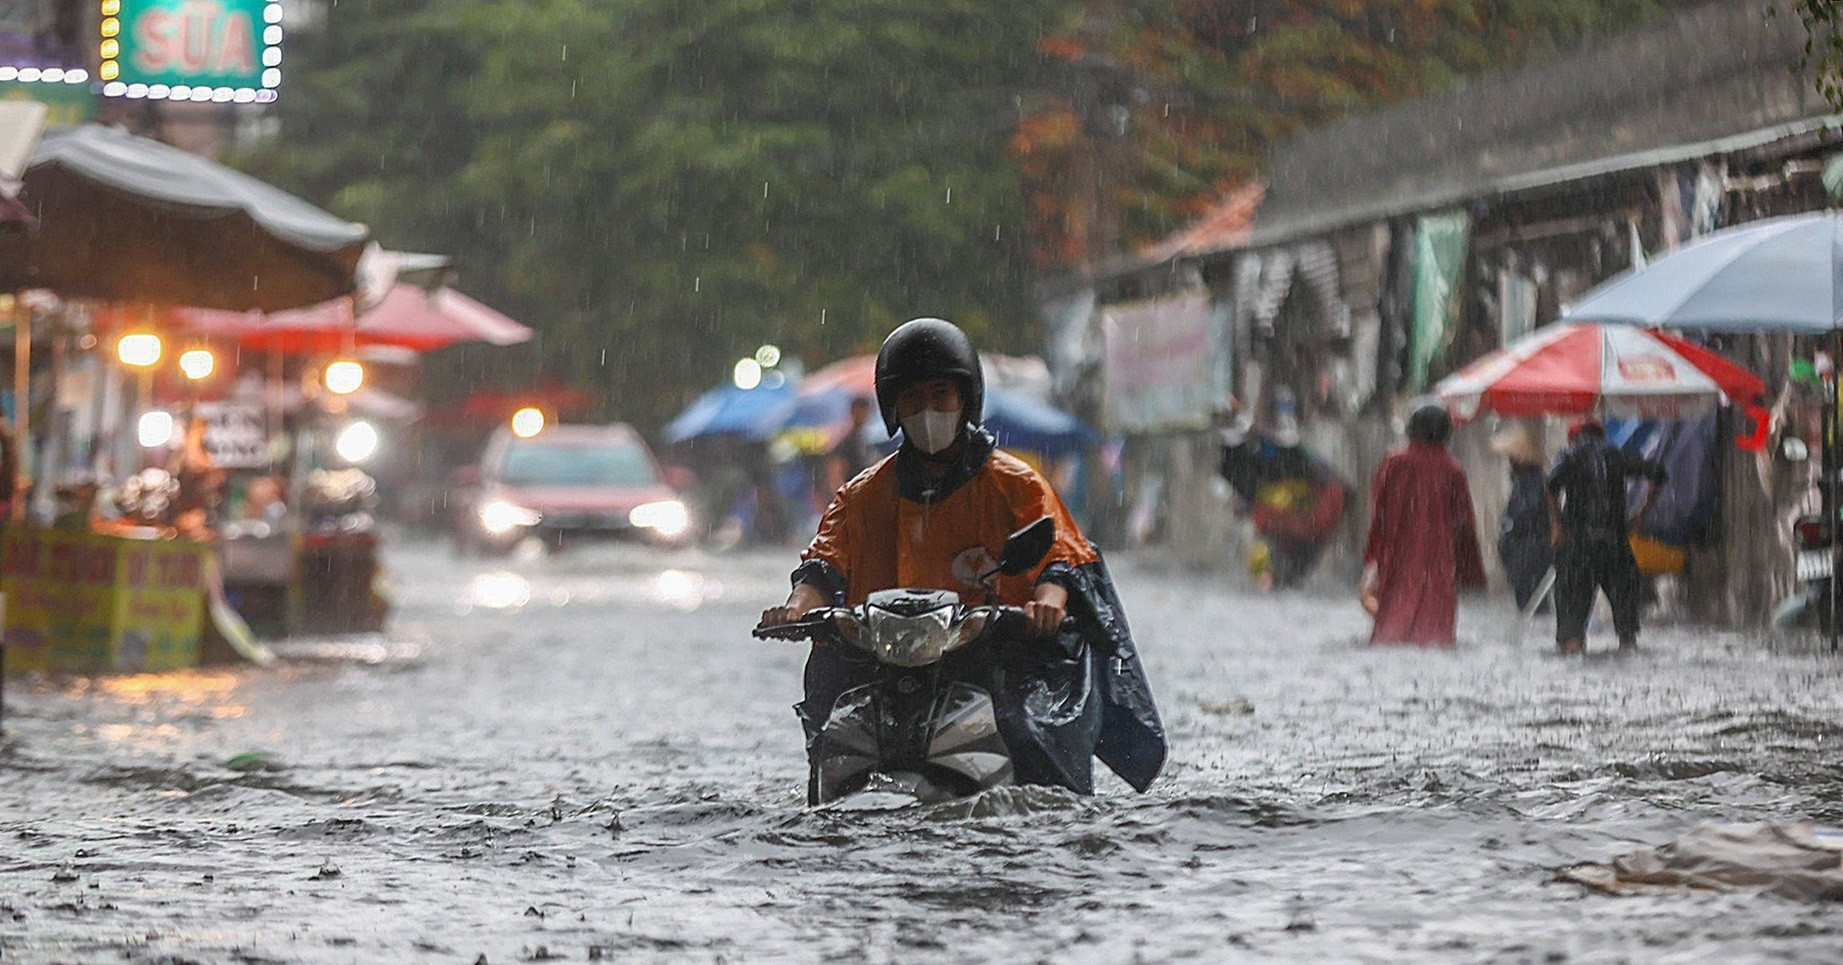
[629,499,689,537]
[479,499,541,535]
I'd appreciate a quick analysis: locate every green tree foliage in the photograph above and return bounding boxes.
[1778,0,1843,107]
[257,0,1073,425]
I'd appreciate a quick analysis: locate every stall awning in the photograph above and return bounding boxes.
[0,124,370,311]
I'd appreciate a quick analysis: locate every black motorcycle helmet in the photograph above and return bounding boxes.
[873,317,985,436]
[1406,402,1453,445]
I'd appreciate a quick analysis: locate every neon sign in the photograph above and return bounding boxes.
[100,0,281,103]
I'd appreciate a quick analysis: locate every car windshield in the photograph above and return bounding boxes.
[499,441,656,488]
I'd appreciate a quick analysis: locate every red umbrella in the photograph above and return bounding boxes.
[171,283,532,353]
[801,354,877,396]
[1434,322,1767,448]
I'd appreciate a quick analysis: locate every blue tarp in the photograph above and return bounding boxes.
[788,384,1095,458]
[662,382,797,444]
[982,386,1096,457]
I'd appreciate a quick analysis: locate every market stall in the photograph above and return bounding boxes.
[170,282,532,636]
[0,124,370,682]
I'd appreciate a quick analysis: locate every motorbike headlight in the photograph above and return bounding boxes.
[630,499,690,537]
[479,499,541,535]
[865,609,955,667]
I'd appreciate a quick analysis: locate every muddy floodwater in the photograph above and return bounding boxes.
[5,538,1843,963]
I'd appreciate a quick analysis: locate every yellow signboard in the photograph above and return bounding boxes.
[2,527,208,673]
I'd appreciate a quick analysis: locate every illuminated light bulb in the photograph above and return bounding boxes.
[335,421,380,463]
[733,358,763,390]
[178,349,214,381]
[510,407,545,438]
[100,39,118,58]
[98,60,118,81]
[323,360,364,395]
[138,411,174,449]
[100,17,119,37]
[101,0,120,15]
[755,344,782,368]
[117,333,161,368]
[264,2,284,23]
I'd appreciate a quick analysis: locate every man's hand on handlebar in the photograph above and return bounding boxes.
[759,582,829,629]
[1024,582,1069,637]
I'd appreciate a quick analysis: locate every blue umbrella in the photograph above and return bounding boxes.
[1564,212,1843,333]
[783,387,858,431]
[785,384,1094,457]
[982,386,1095,457]
[662,381,797,444]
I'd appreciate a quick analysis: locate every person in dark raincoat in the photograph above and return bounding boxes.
[1362,404,1487,645]
[761,318,1165,799]
[1218,421,1349,590]
[1492,422,1552,612]
[1545,419,1666,654]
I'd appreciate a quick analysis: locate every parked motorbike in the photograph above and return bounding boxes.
[753,517,1059,805]
[1774,512,1836,632]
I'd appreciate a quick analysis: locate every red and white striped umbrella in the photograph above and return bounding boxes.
[1434,322,1764,421]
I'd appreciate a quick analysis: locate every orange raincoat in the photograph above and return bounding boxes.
[802,448,1095,605]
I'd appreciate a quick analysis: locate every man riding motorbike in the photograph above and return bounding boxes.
[759,317,1166,799]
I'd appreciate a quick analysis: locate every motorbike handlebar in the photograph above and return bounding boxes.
[752,605,1073,643]
[973,605,1074,639]
[751,607,849,642]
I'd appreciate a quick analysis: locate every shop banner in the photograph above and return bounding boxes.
[196,400,268,469]
[1102,291,1223,434]
[1409,210,1471,394]
[105,0,281,97]
[2,526,207,673]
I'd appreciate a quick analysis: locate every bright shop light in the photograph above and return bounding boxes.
[178,349,215,381]
[137,410,174,448]
[733,357,763,390]
[324,360,364,395]
[117,333,161,368]
[511,407,546,438]
[335,421,380,463]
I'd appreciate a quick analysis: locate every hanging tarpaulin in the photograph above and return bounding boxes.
[1100,290,1221,434]
[1408,210,1470,394]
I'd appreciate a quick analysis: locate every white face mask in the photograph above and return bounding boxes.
[901,409,961,455]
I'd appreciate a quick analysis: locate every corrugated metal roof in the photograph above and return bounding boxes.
[1230,0,1831,253]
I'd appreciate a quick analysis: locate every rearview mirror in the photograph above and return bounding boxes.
[997,516,1056,576]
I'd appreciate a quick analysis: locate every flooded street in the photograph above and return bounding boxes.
[6,537,1843,963]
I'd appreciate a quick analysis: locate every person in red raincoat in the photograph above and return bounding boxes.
[1362,403,1486,645]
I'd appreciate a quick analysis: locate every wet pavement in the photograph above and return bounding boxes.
[5,536,1843,963]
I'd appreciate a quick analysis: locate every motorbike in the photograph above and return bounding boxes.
[1775,512,1836,632]
[753,517,1059,805]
